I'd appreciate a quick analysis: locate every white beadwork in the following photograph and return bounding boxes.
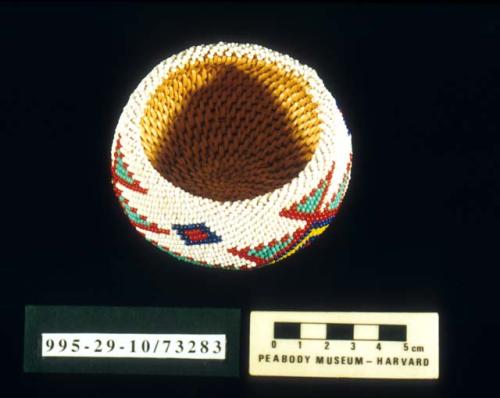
[111,42,352,270]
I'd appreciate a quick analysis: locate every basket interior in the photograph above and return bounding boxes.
[140,54,322,202]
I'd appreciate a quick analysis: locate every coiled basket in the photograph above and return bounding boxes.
[111,42,352,270]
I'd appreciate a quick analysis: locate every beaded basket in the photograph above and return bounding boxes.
[111,42,352,270]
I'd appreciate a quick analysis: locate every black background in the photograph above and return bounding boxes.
[1,2,498,397]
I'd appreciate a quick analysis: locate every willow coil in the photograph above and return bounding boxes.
[111,42,352,270]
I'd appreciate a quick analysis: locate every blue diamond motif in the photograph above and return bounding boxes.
[172,223,222,246]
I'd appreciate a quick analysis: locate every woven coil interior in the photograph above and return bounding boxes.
[140,55,322,202]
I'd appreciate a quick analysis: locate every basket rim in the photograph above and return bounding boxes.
[113,42,350,207]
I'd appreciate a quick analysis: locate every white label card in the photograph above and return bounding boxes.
[249,312,439,379]
[41,333,226,360]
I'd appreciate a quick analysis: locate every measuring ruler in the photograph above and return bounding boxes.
[249,311,439,379]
